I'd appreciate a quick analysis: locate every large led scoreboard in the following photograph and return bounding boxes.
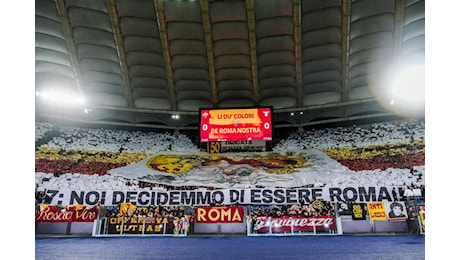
[199,107,273,142]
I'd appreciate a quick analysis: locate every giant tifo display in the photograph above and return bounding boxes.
[199,107,273,142]
[35,119,425,237]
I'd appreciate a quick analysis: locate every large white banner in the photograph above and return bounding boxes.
[41,186,406,206]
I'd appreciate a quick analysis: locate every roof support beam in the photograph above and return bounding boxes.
[293,0,302,107]
[340,0,351,102]
[154,0,177,111]
[106,0,134,108]
[40,110,393,131]
[246,0,259,105]
[54,0,83,95]
[273,112,394,128]
[88,97,377,114]
[394,0,406,57]
[39,114,187,130]
[200,0,218,107]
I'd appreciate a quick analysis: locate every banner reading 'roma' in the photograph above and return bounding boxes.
[195,206,244,223]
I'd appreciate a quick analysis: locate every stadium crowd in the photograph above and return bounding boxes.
[250,199,334,219]
[35,118,425,195]
[35,122,54,141]
[273,118,424,151]
[104,204,188,219]
[41,125,199,154]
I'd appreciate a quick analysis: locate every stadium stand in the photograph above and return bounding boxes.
[35,118,425,192]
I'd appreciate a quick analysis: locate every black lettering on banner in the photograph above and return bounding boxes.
[70,191,84,205]
[45,190,59,204]
[157,192,168,205]
[85,191,100,205]
[229,189,239,203]
[125,191,137,204]
[261,189,273,203]
[181,191,195,205]
[137,191,150,206]
[273,189,285,204]
[286,189,297,204]
[311,189,322,200]
[169,191,180,205]
[377,187,392,201]
[251,189,261,203]
[112,191,125,205]
[343,187,358,202]
[328,188,342,202]
[197,191,211,205]
[101,191,106,205]
[44,186,407,206]
[398,187,405,201]
[150,192,156,205]
[358,187,376,202]
[298,189,311,203]
[212,191,224,204]
[391,188,398,202]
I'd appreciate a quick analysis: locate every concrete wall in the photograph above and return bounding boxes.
[36,216,410,236]
[339,216,409,234]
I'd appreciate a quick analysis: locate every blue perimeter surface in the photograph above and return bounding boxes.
[36,235,424,260]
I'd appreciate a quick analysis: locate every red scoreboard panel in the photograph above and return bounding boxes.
[200,107,272,142]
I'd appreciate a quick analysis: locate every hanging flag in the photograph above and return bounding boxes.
[367,202,387,220]
[351,203,367,220]
[385,201,408,221]
[120,202,137,215]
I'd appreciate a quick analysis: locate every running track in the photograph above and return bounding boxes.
[36,235,425,260]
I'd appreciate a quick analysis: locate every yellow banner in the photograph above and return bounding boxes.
[209,109,262,125]
[367,202,387,220]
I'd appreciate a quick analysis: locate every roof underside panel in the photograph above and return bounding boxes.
[117,0,171,110]
[36,0,77,94]
[164,0,212,111]
[35,0,425,128]
[255,0,296,109]
[66,0,127,107]
[402,0,425,61]
[301,0,342,106]
[211,0,255,108]
[348,0,395,101]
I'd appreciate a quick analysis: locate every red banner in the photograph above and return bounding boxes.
[36,205,98,223]
[195,206,244,223]
[251,216,336,233]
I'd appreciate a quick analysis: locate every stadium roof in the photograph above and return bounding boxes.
[35,0,425,131]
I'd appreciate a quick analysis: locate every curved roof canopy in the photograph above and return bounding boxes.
[35,0,425,130]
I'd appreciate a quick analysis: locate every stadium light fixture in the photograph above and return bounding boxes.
[377,59,425,117]
[389,64,425,103]
[37,89,86,107]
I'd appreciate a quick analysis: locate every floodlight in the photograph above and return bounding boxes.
[376,60,425,117]
[37,89,86,107]
[389,65,425,103]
